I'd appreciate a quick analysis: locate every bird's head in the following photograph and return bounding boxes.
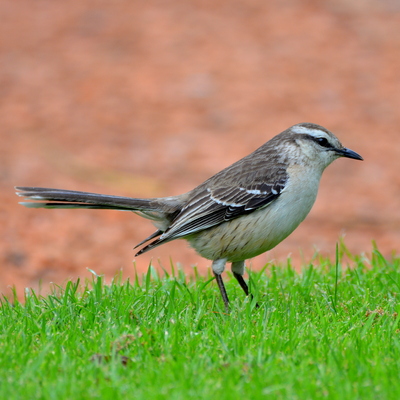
[281,122,363,171]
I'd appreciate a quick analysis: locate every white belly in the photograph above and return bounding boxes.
[186,165,321,262]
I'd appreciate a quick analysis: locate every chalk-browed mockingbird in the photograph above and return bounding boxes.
[16,123,363,311]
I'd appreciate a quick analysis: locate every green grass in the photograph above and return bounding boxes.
[1,247,400,399]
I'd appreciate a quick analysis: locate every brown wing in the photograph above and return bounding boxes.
[135,177,287,255]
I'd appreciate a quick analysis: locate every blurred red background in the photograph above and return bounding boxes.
[1,0,399,298]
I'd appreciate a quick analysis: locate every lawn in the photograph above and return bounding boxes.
[1,246,399,399]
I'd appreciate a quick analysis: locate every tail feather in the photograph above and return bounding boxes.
[18,202,131,210]
[133,229,163,250]
[135,236,169,256]
[15,187,165,212]
[15,186,184,255]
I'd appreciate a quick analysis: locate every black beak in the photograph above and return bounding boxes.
[335,147,363,161]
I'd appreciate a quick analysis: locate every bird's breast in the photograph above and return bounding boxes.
[186,164,322,262]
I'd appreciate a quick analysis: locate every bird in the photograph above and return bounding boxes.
[16,122,363,311]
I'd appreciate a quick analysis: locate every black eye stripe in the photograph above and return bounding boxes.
[309,136,333,148]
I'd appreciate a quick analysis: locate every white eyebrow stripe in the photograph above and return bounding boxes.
[291,126,327,136]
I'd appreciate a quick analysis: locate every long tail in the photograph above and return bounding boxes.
[15,186,185,255]
[15,187,170,212]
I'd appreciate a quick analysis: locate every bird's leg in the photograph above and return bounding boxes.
[232,261,259,307]
[231,261,249,295]
[212,259,230,312]
[213,273,230,313]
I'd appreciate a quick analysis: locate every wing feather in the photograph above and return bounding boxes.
[152,177,287,244]
[136,144,289,254]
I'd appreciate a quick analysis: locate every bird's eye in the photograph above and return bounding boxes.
[315,137,332,148]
